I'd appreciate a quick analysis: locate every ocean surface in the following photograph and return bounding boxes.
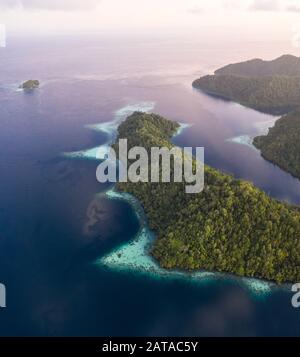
[0,35,300,336]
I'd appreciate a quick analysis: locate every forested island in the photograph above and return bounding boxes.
[193,74,300,115]
[193,55,300,115]
[193,55,300,179]
[20,80,40,90]
[115,112,300,284]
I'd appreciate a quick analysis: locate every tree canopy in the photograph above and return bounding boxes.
[116,112,300,284]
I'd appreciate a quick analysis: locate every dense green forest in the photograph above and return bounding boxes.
[254,111,300,179]
[193,74,300,115]
[193,54,300,114]
[115,112,300,284]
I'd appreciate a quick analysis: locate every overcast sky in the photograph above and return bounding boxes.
[1,0,300,45]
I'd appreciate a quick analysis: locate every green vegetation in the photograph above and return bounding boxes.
[254,111,300,179]
[193,74,300,115]
[20,80,40,90]
[193,55,300,115]
[116,112,300,284]
[193,55,300,178]
[114,112,179,151]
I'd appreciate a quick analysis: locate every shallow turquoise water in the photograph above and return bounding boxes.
[99,188,276,298]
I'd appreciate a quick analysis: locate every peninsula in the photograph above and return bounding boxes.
[115,112,300,284]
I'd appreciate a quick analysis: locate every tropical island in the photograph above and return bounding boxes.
[192,55,300,115]
[193,74,300,115]
[192,55,300,113]
[193,55,300,179]
[115,112,300,284]
[20,79,40,90]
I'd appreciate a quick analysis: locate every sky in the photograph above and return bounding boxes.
[0,0,300,46]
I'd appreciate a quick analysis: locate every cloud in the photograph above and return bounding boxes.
[0,0,101,11]
[286,5,300,13]
[187,6,204,15]
[222,0,245,10]
[292,24,300,48]
[249,0,280,12]
[188,1,282,15]
[249,0,300,13]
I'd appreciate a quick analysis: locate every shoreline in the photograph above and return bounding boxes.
[194,81,300,181]
[98,186,283,298]
[95,118,286,298]
[225,117,278,152]
[63,102,291,297]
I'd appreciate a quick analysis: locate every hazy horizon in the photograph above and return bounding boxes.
[0,0,299,50]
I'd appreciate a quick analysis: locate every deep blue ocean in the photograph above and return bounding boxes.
[0,35,300,336]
